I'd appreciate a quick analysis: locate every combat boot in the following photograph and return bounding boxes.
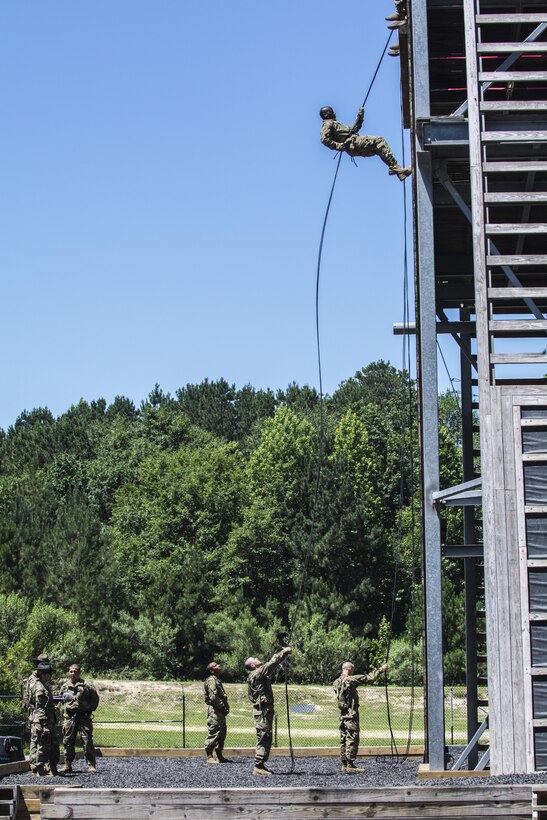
[33,764,47,777]
[253,764,273,775]
[207,754,219,764]
[86,764,97,773]
[388,20,405,28]
[385,12,401,20]
[388,42,400,57]
[216,752,233,763]
[340,759,348,772]
[389,165,412,181]
[59,763,73,774]
[345,760,364,772]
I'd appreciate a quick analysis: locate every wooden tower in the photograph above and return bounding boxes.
[409,0,547,773]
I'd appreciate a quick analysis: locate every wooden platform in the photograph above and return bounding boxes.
[418,763,490,779]
[38,785,534,819]
[93,745,424,758]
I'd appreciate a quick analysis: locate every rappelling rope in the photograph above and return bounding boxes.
[280,30,395,775]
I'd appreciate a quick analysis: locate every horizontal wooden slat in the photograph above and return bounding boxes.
[479,71,547,81]
[531,667,547,675]
[521,418,547,427]
[484,192,547,203]
[482,130,547,142]
[530,612,547,621]
[478,41,547,52]
[489,319,547,332]
[523,453,547,461]
[477,13,547,23]
[483,160,547,172]
[526,505,547,513]
[486,224,547,234]
[39,786,534,820]
[481,100,547,110]
[491,352,547,363]
[488,287,547,299]
[529,558,547,566]
[488,254,547,265]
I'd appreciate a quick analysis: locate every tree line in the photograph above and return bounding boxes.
[0,361,465,690]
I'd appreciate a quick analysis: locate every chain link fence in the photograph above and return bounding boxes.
[1,684,485,752]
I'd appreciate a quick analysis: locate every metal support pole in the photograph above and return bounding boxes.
[182,689,186,749]
[461,308,479,768]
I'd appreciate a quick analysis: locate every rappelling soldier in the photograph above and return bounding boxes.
[59,664,99,773]
[203,661,231,764]
[245,646,292,775]
[319,106,411,180]
[333,660,389,772]
[28,661,60,776]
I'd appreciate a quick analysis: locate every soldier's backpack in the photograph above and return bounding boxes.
[86,685,100,712]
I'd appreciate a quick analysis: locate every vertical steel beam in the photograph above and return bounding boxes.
[411,0,446,771]
[461,309,479,768]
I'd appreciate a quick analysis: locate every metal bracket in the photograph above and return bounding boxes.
[452,714,489,771]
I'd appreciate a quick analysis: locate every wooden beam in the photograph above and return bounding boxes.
[476,13,547,23]
[488,254,547,266]
[39,785,535,820]
[488,287,547,299]
[490,353,547,364]
[479,71,547,81]
[94,745,425,758]
[481,101,547,110]
[483,161,547,172]
[478,41,547,52]
[489,319,547,332]
[483,131,547,142]
[485,192,547,203]
[0,760,30,776]
[486,224,547,235]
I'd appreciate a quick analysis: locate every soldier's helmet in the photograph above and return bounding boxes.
[320,106,335,120]
[36,654,50,664]
[36,662,53,673]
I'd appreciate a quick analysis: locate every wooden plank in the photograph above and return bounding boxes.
[531,667,547,675]
[0,760,30,776]
[39,807,534,820]
[93,745,425,758]
[479,71,547,81]
[483,161,547,172]
[481,100,547,110]
[522,419,547,427]
[490,319,547,332]
[482,131,547,142]
[485,192,547,204]
[476,13,547,23]
[486,224,547,235]
[47,786,533,806]
[418,763,489,779]
[489,287,547,299]
[487,255,547,266]
[523,454,547,462]
[478,42,547,52]
[491,353,547,364]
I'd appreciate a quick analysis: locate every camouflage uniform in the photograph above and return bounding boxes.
[333,671,376,764]
[320,109,401,172]
[247,651,286,767]
[29,677,59,774]
[59,678,97,768]
[203,674,230,757]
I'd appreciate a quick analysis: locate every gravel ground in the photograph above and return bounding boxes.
[2,755,547,790]
[0,756,419,789]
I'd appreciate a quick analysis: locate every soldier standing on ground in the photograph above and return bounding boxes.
[320,106,411,180]
[59,664,99,773]
[28,661,59,777]
[245,646,292,775]
[204,661,231,764]
[333,660,389,772]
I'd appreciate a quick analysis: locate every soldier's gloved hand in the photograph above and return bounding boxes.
[63,692,75,701]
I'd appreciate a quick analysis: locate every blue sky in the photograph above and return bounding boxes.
[0,1,438,430]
